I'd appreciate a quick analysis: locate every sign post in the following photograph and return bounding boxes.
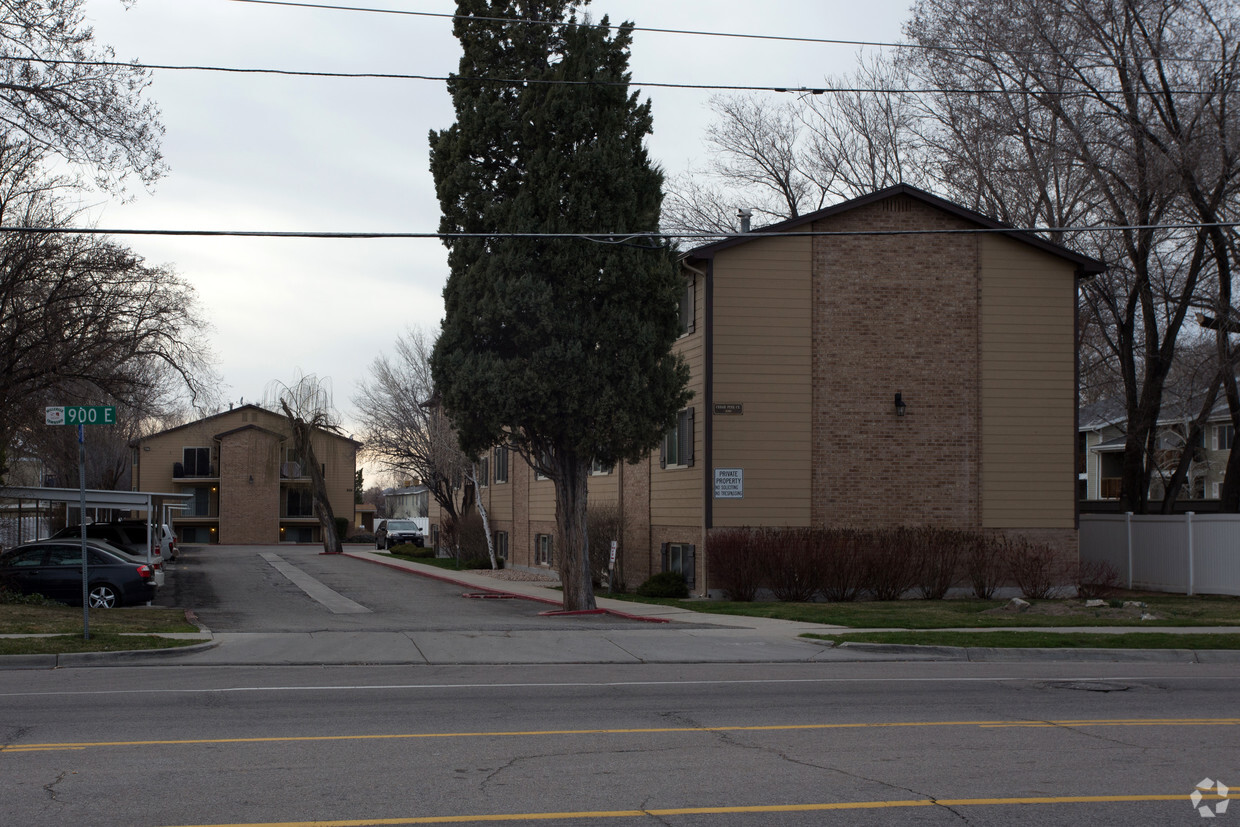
[46,406,116,639]
[608,540,618,595]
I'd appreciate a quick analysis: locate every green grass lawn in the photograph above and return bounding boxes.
[807,631,1240,649]
[0,598,200,656]
[384,550,491,571]
[602,592,1240,628]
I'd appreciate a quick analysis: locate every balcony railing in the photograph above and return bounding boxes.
[173,462,218,479]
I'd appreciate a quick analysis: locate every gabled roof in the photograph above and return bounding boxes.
[682,184,1106,276]
[214,423,287,442]
[132,403,362,447]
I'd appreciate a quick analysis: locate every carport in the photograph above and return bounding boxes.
[0,486,192,567]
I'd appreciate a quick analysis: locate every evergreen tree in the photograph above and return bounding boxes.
[429,0,690,610]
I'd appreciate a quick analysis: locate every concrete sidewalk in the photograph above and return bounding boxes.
[4,549,1240,668]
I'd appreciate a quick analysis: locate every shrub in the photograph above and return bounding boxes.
[334,517,350,542]
[460,556,501,570]
[1076,559,1122,599]
[346,531,376,544]
[455,511,493,562]
[636,571,688,598]
[587,502,625,590]
[863,527,920,601]
[762,528,819,602]
[390,543,426,556]
[815,529,868,602]
[707,528,765,601]
[912,527,966,599]
[964,534,1005,599]
[1001,536,1069,599]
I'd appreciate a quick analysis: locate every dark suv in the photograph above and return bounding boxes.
[375,519,425,549]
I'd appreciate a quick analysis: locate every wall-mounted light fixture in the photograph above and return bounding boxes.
[248,475,254,483]
[894,391,907,417]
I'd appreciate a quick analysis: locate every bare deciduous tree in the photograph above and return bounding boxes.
[269,373,344,555]
[353,327,476,550]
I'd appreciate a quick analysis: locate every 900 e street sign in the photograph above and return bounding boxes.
[46,405,116,426]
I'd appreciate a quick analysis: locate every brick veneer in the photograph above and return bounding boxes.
[812,195,982,531]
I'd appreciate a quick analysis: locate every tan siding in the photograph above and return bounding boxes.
[650,264,706,527]
[980,235,1077,528]
[711,234,813,527]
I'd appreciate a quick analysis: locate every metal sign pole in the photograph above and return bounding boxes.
[77,423,89,640]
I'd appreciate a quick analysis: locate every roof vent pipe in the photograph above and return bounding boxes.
[737,208,752,234]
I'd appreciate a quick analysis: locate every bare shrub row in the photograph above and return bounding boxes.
[708,527,1112,602]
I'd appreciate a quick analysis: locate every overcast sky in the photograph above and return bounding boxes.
[80,0,911,469]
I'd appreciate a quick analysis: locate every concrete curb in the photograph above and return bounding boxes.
[821,640,1240,663]
[0,639,219,670]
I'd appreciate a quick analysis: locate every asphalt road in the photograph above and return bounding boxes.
[2,660,1237,826]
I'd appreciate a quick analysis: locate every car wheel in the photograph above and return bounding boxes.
[88,584,119,609]
[414,537,424,547]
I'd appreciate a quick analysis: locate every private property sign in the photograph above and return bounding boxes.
[714,468,743,499]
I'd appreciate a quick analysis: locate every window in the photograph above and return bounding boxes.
[1215,424,1235,451]
[494,446,509,484]
[287,487,313,517]
[478,456,489,488]
[678,274,695,336]
[535,448,552,481]
[184,487,211,517]
[591,457,614,475]
[662,542,696,589]
[182,447,211,477]
[495,530,509,560]
[660,408,695,469]
[535,533,553,566]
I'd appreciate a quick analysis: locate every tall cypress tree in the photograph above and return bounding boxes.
[429,0,690,610]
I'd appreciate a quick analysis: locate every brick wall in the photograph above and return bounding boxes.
[218,428,280,544]
[811,195,982,531]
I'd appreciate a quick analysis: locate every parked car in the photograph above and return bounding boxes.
[49,520,176,562]
[0,540,158,607]
[375,519,424,549]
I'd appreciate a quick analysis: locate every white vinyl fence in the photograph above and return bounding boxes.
[1079,513,1240,596]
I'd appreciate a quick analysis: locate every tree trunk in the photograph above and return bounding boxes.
[282,402,342,555]
[553,451,595,611]
[472,462,497,569]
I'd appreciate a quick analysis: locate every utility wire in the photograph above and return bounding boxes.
[225,0,1232,66]
[1,223,1235,240]
[4,57,1214,98]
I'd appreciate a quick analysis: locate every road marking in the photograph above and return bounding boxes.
[5,718,1237,753]
[260,552,371,614]
[3,674,1237,700]
[160,793,1236,826]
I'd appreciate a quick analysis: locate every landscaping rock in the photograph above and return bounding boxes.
[1007,597,1031,612]
[1085,599,1107,608]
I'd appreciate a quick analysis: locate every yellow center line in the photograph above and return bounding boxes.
[160,793,1237,827]
[3,718,1238,753]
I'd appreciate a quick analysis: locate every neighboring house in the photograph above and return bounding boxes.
[433,184,1103,592]
[130,404,360,544]
[1080,398,1234,503]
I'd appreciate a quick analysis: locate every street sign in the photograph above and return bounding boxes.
[46,406,116,426]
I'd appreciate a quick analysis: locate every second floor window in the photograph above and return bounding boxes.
[494,446,509,484]
[660,408,695,469]
[287,487,313,517]
[1215,424,1235,451]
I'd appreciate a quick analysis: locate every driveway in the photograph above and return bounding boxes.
[156,543,656,633]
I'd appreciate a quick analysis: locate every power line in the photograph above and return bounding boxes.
[6,57,1214,98]
[224,0,1230,66]
[2,222,1235,240]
